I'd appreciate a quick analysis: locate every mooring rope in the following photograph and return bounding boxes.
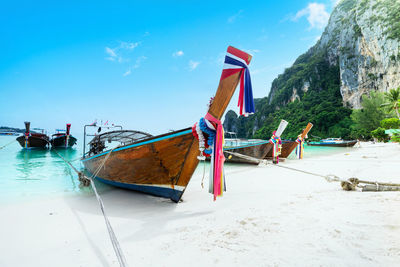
[41,138,128,267]
[82,149,128,267]
[224,151,400,191]
[0,139,17,150]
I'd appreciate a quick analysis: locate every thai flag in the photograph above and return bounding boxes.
[220,46,254,117]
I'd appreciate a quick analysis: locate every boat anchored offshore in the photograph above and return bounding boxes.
[50,124,77,148]
[16,122,49,149]
[307,138,357,147]
[81,46,254,202]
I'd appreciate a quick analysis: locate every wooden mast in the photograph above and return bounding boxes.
[176,46,252,194]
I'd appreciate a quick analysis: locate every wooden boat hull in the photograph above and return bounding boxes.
[224,141,271,164]
[264,140,297,159]
[82,128,199,202]
[16,135,49,148]
[307,140,357,147]
[51,135,77,148]
[81,46,253,202]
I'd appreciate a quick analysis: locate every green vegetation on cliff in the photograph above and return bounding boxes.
[224,50,353,140]
[223,0,400,141]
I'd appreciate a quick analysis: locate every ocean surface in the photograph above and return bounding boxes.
[0,135,358,202]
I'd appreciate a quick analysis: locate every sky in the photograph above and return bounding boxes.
[0,0,339,135]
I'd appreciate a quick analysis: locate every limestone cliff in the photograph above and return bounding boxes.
[224,0,400,139]
[317,0,400,108]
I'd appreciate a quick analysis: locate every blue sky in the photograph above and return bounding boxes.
[0,0,338,135]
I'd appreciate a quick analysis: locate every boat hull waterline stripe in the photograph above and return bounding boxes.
[94,175,185,202]
[82,129,192,162]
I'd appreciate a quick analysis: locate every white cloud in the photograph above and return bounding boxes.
[293,3,329,29]
[104,41,140,63]
[105,47,117,61]
[134,56,147,69]
[228,10,243,23]
[173,50,184,57]
[120,41,140,50]
[189,60,200,71]
[122,56,147,76]
[331,0,341,7]
[123,69,131,77]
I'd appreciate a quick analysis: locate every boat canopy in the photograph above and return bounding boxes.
[88,130,152,146]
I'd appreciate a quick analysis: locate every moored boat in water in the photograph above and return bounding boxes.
[50,124,77,148]
[81,46,254,202]
[16,122,49,149]
[307,138,357,147]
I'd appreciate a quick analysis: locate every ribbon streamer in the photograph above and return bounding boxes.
[220,46,254,116]
[269,131,282,164]
[295,136,304,159]
[205,113,225,200]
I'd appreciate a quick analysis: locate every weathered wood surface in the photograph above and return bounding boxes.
[83,46,252,202]
[84,128,194,187]
[224,142,271,164]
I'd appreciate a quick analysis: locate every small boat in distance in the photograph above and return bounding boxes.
[307,138,357,147]
[16,122,49,149]
[0,131,19,136]
[50,124,77,148]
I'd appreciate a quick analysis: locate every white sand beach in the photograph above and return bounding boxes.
[1,142,399,267]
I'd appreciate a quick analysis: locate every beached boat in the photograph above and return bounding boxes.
[224,138,271,164]
[50,124,77,148]
[265,122,313,160]
[16,122,49,149]
[307,138,357,147]
[81,46,253,202]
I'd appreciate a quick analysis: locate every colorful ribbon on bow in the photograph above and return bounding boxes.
[204,113,225,200]
[192,114,226,200]
[269,131,282,164]
[295,136,304,159]
[220,46,254,116]
[24,132,29,148]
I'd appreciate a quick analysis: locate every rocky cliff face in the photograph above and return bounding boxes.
[268,0,400,109]
[224,0,400,140]
[316,0,400,108]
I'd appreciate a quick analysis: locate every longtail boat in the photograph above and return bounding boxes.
[307,138,357,147]
[265,122,313,160]
[81,46,253,202]
[16,122,49,149]
[50,124,77,148]
[223,139,271,164]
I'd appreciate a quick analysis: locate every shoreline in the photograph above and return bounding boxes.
[1,142,400,266]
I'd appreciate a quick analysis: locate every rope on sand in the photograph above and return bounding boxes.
[46,140,128,267]
[224,151,400,192]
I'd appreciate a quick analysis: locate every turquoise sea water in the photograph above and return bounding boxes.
[0,135,356,202]
[0,135,98,203]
